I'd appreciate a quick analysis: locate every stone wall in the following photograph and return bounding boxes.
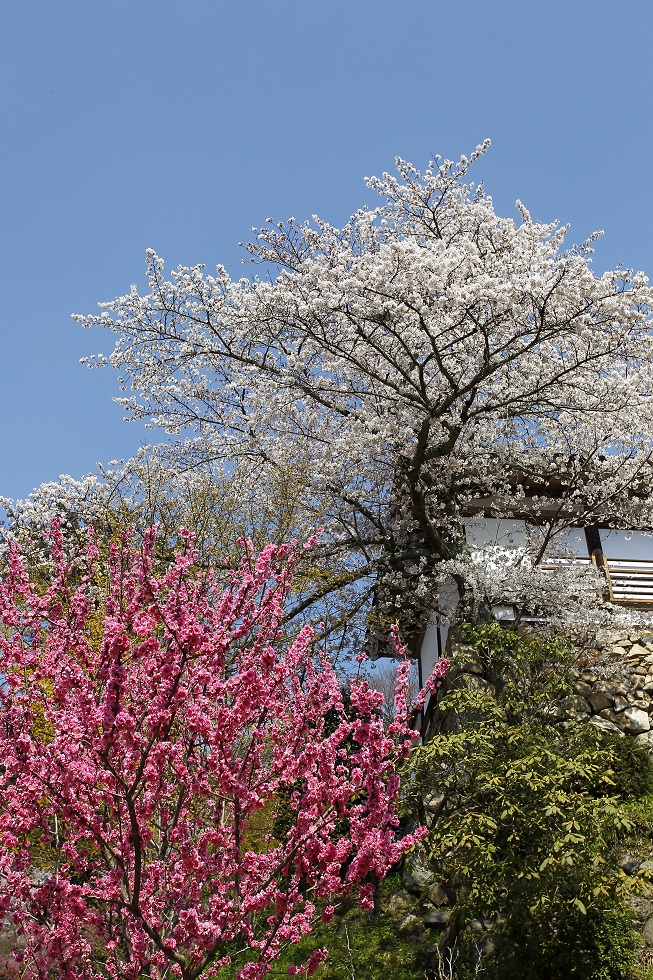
[563,631,653,749]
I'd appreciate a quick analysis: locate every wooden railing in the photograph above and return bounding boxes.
[540,556,653,608]
[603,558,653,606]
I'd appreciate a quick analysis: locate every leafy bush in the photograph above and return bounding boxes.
[271,873,436,980]
[404,624,643,980]
[603,734,653,802]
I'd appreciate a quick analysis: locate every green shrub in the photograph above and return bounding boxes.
[266,874,435,980]
[403,624,643,980]
[602,734,653,802]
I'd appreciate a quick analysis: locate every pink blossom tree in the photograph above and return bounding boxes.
[0,524,443,980]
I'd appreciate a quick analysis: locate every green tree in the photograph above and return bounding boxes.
[404,624,652,979]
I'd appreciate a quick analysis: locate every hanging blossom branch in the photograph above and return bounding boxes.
[0,523,440,980]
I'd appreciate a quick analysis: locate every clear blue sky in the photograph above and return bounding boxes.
[1,0,651,501]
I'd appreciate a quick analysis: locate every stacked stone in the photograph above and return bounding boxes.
[397,857,496,961]
[563,633,653,751]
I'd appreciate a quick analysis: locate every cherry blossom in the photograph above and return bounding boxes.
[73,143,653,637]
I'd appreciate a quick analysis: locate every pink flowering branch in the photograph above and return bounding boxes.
[0,524,433,980]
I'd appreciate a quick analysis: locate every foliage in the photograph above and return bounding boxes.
[603,733,653,803]
[271,890,640,980]
[455,621,577,718]
[0,524,426,980]
[404,624,647,979]
[269,872,437,980]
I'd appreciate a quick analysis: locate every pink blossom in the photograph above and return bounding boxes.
[0,524,425,979]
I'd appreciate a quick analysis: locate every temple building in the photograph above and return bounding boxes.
[415,517,653,734]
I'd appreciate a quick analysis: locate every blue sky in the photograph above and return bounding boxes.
[1,0,652,501]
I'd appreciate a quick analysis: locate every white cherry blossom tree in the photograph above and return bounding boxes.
[72,142,653,640]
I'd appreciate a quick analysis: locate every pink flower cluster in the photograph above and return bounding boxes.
[0,524,431,979]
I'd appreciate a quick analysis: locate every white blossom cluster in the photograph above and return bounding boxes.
[61,143,653,637]
[1,453,254,557]
[0,474,109,546]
